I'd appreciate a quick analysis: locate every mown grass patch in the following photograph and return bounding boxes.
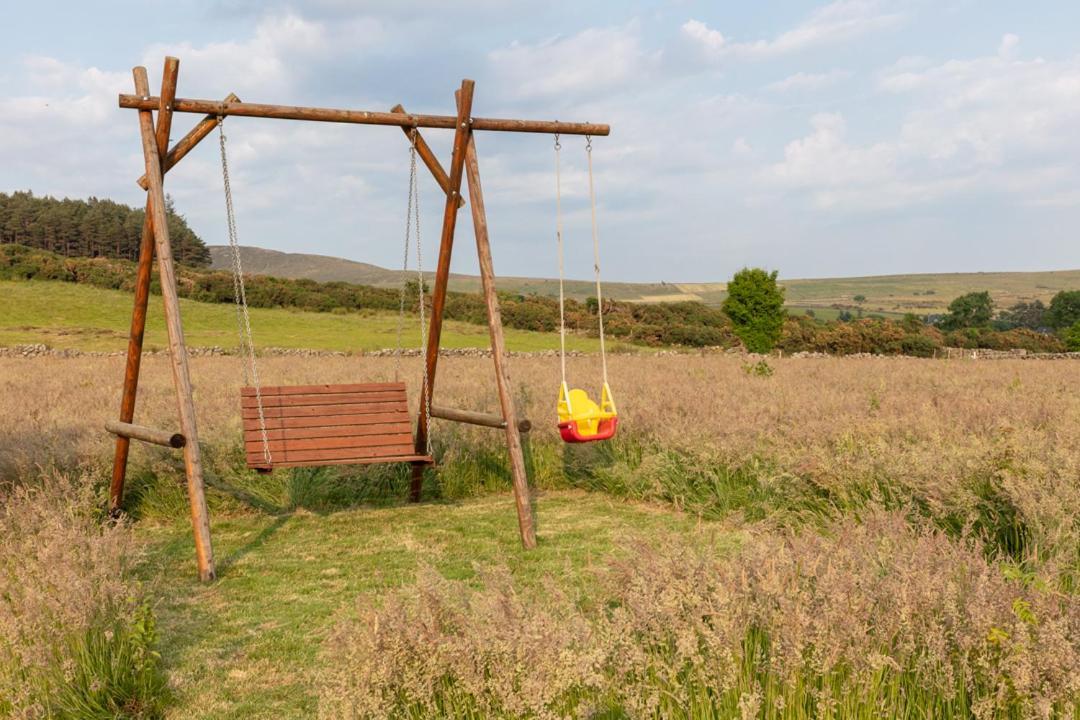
[136,491,715,719]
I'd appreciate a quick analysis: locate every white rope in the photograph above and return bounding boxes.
[553,133,568,388]
[397,129,432,455]
[412,130,432,456]
[394,132,417,382]
[219,119,271,466]
[585,135,609,385]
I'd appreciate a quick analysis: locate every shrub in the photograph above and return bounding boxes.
[1046,290,1080,329]
[0,475,167,718]
[1064,320,1080,351]
[722,268,786,353]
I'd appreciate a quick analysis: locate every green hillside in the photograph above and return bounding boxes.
[210,246,1080,314]
[0,280,611,353]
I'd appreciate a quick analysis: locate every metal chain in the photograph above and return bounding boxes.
[219,119,272,465]
[585,134,609,385]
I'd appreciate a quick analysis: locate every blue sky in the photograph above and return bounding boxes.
[3,1,1080,282]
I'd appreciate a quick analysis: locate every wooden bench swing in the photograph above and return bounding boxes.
[106,56,610,581]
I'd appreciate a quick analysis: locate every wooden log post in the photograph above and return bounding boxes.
[106,420,186,449]
[429,405,531,432]
[110,57,179,512]
[463,128,537,550]
[133,65,216,581]
[409,80,475,502]
[119,94,609,136]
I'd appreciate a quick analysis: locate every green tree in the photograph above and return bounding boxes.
[1046,290,1080,330]
[721,268,786,353]
[853,294,866,303]
[1064,320,1080,351]
[940,291,993,330]
[996,299,1047,330]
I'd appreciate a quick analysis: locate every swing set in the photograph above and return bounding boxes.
[106,57,616,581]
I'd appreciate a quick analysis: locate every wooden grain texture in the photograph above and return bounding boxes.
[464,130,537,550]
[241,383,426,470]
[110,56,178,512]
[391,104,464,207]
[106,420,186,449]
[241,412,408,430]
[136,92,240,190]
[430,404,531,432]
[250,454,432,471]
[119,94,609,136]
[134,65,216,582]
[410,80,476,502]
[241,382,404,395]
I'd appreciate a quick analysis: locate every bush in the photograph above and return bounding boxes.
[0,475,167,718]
[722,268,786,353]
[1064,320,1080,351]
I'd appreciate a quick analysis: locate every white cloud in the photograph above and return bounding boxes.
[680,19,726,57]
[761,43,1080,212]
[488,23,654,100]
[682,0,903,63]
[141,14,339,97]
[998,33,1020,59]
[765,69,852,92]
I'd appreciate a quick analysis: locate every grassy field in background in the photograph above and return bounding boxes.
[212,246,1080,313]
[0,280,615,353]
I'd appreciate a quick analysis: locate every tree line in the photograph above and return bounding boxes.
[0,191,211,267]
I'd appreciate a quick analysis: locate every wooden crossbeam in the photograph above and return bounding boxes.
[119,94,609,136]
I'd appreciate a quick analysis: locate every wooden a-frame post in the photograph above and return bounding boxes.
[128,62,215,581]
[407,81,536,548]
[112,59,607,576]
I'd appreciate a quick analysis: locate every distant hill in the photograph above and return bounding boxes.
[208,245,683,303]
[208,246,1080,315]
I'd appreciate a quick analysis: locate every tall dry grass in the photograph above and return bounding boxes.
[0,475,165,718]
[319,512,1080,719]
[1,353,1078,717]
[1,354,1076,572]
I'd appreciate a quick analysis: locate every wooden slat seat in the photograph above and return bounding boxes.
[241,382,432,471]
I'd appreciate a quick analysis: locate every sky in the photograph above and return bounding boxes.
[2,1,1080,282]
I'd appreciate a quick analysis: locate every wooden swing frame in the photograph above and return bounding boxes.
[109,57,609,581]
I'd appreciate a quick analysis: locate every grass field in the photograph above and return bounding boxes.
[2,353,1078,718]
[0,280,613,353]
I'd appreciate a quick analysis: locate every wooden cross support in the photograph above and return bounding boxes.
[113,57,610,578]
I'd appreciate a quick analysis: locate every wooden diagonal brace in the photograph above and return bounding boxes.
[136,92,240,189]
[390,104,464,208]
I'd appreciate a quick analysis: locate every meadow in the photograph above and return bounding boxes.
[1,352,1078,718]
[0,280,608,353]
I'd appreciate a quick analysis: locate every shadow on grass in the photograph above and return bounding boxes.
[216,513,292,576]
